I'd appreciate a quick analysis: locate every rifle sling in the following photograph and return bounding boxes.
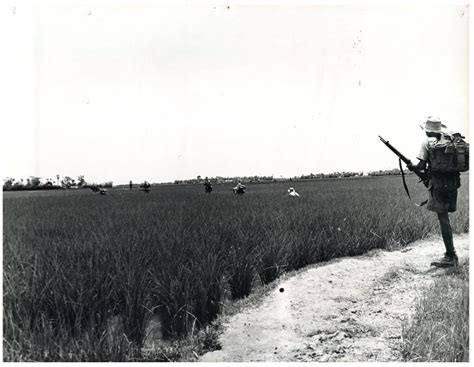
[399,158,411,199]
[399,158,429,207]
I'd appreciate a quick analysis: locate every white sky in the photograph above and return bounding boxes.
[1,0,470,184]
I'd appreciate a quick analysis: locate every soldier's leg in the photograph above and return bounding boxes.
[437,211,456,257]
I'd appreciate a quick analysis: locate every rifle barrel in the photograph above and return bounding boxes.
[378,135,430,188]
[379,136,411,165]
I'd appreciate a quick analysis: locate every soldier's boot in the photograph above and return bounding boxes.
[430,253,459,268]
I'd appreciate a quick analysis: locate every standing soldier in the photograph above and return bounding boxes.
[408,117,468,268]
[129,180,133,190]
[204,177,213,194]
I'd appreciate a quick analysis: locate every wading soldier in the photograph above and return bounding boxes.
[233,180,246,194]
[408,117,468,268]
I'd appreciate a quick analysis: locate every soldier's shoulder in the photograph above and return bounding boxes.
[424,136,439,147]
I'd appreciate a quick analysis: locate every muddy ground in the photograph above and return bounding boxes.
[200,234,469,362]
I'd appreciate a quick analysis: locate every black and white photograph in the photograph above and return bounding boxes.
[1,0,470,362]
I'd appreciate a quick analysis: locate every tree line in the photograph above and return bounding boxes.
[3,175,113,191]
[173,169,411,185]
[3,168,411,191]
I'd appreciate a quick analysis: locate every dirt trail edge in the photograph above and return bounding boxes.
[200,235,469,362]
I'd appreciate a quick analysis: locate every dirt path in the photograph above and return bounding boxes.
[200,235,469,362]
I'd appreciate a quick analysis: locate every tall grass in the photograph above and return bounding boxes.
[401,261,469,362]
[3,175,469,361]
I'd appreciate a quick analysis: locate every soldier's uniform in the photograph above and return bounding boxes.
[411,117,462,268]
[288,187,300,197]
[233,181,246,194]
[204,178,213,193]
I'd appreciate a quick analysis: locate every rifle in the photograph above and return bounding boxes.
[378,136,430,200]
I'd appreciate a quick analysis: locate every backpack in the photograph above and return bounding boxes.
[429,133,469,173]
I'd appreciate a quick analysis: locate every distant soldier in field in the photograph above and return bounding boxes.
[90,185,107,195]
[204,177,213,194]
[288,187,300,198]
[129,180,133,190]
[141,181,151,193]
[408,117,467,268]
[232,180,246,194]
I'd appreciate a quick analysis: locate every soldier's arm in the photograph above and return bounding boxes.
[408,159,427,172]
[407,140,429,172]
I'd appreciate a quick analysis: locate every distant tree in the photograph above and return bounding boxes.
[61,176,74,188]
[77,175,85,187]
[30,176,41,188]
[12,181,24,190]
[3,177,14,190]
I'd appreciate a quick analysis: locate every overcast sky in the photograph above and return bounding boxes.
[1,1,469,184]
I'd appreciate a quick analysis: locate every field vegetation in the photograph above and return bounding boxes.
[3,175,469,361]
[402,260,469,362]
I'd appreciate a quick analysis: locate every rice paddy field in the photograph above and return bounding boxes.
[3,174,469,361]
